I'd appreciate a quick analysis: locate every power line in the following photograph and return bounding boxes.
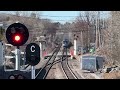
[40,13,109,17]
[41,15,79,17]
[34,26,91,31]
[47,19,75,21]
[0,11,110,17]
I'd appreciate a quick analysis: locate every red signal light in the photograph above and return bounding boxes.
[6,23,29,46]
[14,35,21,41]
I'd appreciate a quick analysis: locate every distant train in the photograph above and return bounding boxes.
[62,39,69,48]
[62,39,73,48]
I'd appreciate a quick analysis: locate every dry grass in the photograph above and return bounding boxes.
[103,71,120,79]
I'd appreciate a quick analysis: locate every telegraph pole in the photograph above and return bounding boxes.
[98,11,101,47]
[87,24,90,52]
[96,11,101,50]
[81,31,83,55]
[95,12,99,50]
[85,11,90,52]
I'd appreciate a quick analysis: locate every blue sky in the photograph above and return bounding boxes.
[41,11,80,23]
[0,11,110,24]
[41,11,110,23]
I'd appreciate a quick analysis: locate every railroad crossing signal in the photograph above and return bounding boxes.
[6,23,29,46]
[26,43,40,66]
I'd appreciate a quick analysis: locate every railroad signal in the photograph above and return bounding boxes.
[74,34,78,40]
[6,23,29,46]
[26,43,40,66]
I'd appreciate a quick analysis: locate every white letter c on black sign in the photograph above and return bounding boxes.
[31,45,35,52]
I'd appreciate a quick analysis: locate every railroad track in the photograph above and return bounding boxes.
[35,44,80,79]
[61,48,78,79]
[35,44,61,79]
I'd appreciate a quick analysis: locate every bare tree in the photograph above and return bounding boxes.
[96,11,120,66]
[73,11,96,50]
[10,11,44,43]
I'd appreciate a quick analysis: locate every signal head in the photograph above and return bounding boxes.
[6,23,29,46]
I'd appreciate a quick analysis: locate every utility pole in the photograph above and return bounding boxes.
[85,11,90,52]
[87,24,90,52]
[102,18,105,46]
[95,11,99,50]
[98,11,101,47]
[81,31,83,55]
